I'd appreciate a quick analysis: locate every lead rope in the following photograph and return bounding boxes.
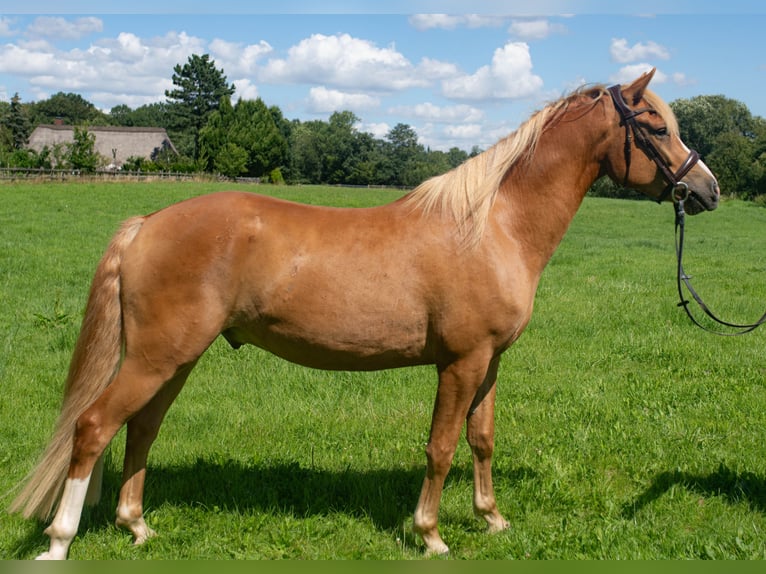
[675,199,766,335]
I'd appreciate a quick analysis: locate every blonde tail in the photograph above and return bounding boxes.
[8,216,145,520]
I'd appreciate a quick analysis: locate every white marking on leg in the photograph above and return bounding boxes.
[35,474,91,560]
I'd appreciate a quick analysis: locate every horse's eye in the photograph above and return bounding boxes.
[655,127,668,137]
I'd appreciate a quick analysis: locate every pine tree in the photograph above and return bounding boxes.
[5,93,31,150]
[165,54,235,159]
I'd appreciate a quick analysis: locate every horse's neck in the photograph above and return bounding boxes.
[498,123,605,276]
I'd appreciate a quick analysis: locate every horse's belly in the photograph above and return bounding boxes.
[222,305,431,371]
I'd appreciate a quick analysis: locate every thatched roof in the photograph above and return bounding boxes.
[27,125,177,167]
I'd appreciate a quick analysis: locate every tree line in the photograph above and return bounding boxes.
[1,53,765,200]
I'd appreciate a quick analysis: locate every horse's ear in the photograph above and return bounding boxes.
[622,67,656,105]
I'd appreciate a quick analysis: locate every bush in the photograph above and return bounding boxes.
[67,126,99,172]
[588,177,646,200]
[269,167,285,185]
[2,148,44,168]
[214,142,248,178]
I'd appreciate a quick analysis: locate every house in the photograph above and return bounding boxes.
[27,124,177,168]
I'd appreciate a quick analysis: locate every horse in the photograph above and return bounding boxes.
[9,69,720,559]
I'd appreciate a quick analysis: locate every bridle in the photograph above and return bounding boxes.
[607,84,700,205]
[608,84,766,335]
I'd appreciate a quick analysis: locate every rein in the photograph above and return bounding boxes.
[608,83,766,335]
[674,199,766,335]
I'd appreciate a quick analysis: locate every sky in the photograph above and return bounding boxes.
[1,1,765,152]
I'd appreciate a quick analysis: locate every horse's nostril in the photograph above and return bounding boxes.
[711,184,720,206]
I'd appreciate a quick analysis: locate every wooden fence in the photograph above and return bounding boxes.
[0,167,201,182]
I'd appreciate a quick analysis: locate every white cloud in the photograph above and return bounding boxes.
[610,63,668,85]
[361,122,390,139]
[671,72,694,86]
[389,102,484,123]
[0,28,213,108]
[409,14,462,30]
[417,57,460,81]
[88,90,170,111]
[409,14,505,30]
[94,30,207,77]
[113,32,149,61]
[610,64,693,89]
[307,86,380,113]
[444,123,483,139]
[0,20,268,110]
[442,42,543,100]
[610,38,670,64]
[27,16,103,40]
[0,43,57,75]
[508,19,566,40]
[233,78,259,101]
[261,33,431,92]
[418,120,509,152]
[0,16,17,37]
[209,38,272,76]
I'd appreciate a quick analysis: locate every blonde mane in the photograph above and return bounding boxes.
[404,85,611,247]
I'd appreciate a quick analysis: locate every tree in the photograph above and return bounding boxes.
[288,121,324,183]
[446,147,469,169]
[214,142,249,178]
[67,126,99,172]
[387,123,426,187]
[708,130,761,199]
[236,98,288,176]
[286,112,391,185]
[672,95,765,198]
[345,131,387,185]
[108,104,133,126]
[388,123,419,152]
[4,93,31,149]
[165,54,235,159]
[324,111,362,184]
[199,96,288,179]
[110,101,173,129]
[28,92,106,125]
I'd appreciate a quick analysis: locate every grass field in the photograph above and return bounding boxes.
[1,181,766,559]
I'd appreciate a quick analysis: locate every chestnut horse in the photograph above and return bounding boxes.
[10,70,719,559]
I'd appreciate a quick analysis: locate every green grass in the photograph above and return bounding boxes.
[2,181,766,559]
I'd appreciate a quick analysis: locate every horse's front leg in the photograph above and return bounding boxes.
[413,355,491,556]
[465,357,509,533]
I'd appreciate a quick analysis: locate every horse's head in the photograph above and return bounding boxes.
[603,69,719,215]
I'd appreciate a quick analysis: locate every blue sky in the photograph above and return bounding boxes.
[1,1,765,151]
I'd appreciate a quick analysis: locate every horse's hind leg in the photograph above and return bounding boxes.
[115,365,195,544]
[37,356,199,559]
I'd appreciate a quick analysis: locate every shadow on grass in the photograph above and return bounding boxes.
[622,463,766,518]
[137,458,535,530]
[11,458,535,558]
[145,458,424,531]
